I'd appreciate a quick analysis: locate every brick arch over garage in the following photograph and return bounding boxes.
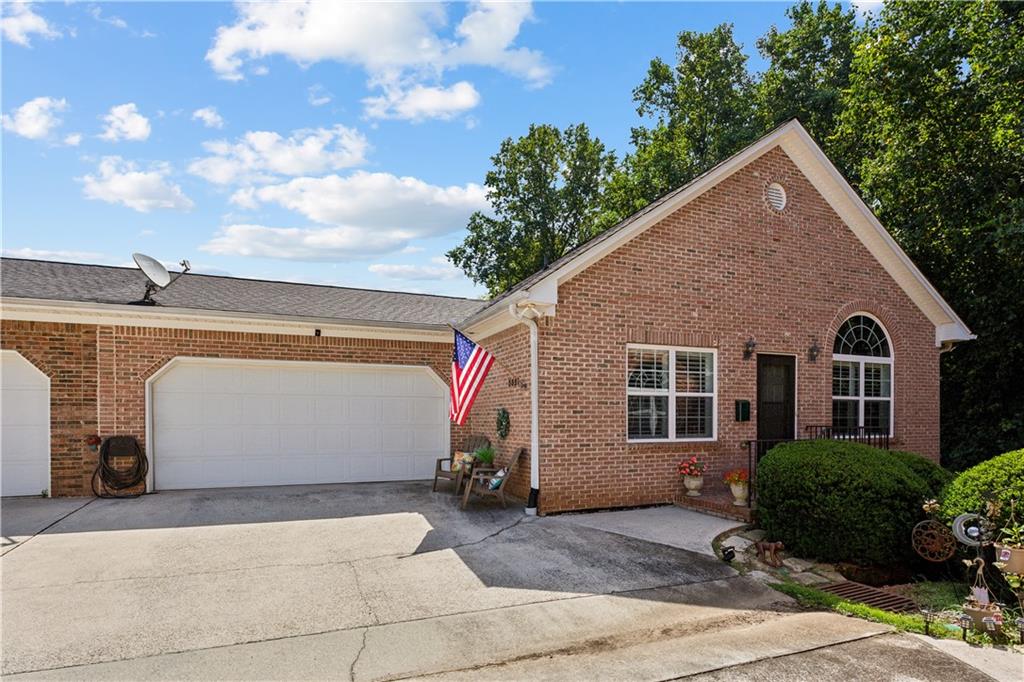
[0,321,100,495]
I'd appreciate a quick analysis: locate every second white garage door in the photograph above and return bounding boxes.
[150,358,448,490]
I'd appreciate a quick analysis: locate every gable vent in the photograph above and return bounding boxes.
[766,182,787,211]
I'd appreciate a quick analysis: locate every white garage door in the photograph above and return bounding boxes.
[1,351,50,497]
[151,359,448,490]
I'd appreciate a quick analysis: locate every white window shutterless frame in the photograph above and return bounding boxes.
[831,314,894,436]
[626,344,717,443]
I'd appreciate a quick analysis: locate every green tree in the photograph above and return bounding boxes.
[601,23,759,226]
[835,0,1024,468]
[756,0,860,148]
[447,123,615,296]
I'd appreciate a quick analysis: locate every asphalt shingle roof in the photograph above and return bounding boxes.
[0,258,486,328]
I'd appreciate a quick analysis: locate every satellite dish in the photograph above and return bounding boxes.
[133,252,171,288]
[131,252,172,305]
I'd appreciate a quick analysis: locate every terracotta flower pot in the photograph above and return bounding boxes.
[729,481,749,507]
[994,544,1024,574]
[683,475,704,497]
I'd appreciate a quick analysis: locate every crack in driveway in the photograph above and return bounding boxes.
[2,574,761,678]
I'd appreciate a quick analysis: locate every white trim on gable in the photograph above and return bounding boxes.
[462,120,973,348]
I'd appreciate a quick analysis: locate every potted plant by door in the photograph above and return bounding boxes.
[723,468,750,506]
[678,456,707,497]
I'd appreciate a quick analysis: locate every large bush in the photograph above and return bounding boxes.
[939,448,1024,527]
[888,450,952,498]
[757,441,929,566]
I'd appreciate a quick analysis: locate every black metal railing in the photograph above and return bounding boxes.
[742,426,892,508]
[804,424,891,450]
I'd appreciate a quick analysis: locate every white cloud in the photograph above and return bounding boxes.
[1,3,60,47]
[100,103,151,142]
[2,96,67,140]
[445,2,550,86]
[2,247,113,263]
[307,84,332,107]
[200,224,411,261]
[206,1,550,120]
[205,172,488,262]
[369,260,463,281]
[89,6,127,30]
[236,170,487,233]
[64,132,82,146]
[363,81,480,121]
[188,125,369,185]
[79,156,194,213]
[89,5,156,38]
[192,106,225,129]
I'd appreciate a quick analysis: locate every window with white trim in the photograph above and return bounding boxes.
[831,315,892,435]
[627,346,717,441]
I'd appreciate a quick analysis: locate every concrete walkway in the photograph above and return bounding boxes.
[550,504,740,557]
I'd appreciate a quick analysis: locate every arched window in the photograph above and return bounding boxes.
[832,315,892,435]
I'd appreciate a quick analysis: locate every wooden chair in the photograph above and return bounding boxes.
[461,448,524,510]
[433,434,490,493]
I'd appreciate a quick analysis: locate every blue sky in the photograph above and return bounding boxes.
[2,1,858,298]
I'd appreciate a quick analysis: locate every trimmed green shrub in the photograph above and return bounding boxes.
[939,448,1024,526]
[757,441,929,566]
[888,450,952,497]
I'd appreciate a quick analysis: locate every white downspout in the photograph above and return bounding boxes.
[510,302,541,515]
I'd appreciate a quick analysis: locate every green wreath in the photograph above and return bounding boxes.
[496,407,511,439]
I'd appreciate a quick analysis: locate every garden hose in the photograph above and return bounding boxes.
[92,436,149,498]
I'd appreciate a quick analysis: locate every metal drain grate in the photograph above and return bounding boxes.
[819,581,919,613]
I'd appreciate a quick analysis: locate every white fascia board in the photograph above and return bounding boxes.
[778,125,974,345]
[0,297,452,343]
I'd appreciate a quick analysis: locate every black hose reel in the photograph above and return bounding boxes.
[92,435,149,498]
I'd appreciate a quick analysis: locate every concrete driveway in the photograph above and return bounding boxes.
[0,485,997,680]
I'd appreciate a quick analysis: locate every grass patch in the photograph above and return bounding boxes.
[903,581,964,612]
[769,581,956,639]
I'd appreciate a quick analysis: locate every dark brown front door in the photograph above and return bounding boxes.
[757,354,795,444]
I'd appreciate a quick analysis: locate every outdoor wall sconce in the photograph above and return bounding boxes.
[808,339,821,363]
[743,338,757,360]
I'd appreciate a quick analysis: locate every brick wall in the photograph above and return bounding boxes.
[533,146,939,514]
[461,324,532,500]
[1,321,460,495]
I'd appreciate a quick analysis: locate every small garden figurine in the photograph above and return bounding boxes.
[723,468,749,506]
[678,456,707,497]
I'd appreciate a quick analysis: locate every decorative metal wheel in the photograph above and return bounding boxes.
[912,520,957,562]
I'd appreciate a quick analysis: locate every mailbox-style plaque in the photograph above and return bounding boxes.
[735,400,751,422]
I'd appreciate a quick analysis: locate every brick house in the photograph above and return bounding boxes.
[0,121,972,514]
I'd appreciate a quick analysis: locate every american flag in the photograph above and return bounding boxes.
[449,329,495,425]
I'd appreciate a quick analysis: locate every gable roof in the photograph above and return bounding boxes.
[0,258,485,329]
[462,119,973,347]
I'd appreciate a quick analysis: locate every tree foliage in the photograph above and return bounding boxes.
[601,23,759,226]
[448,1,1023,465]
[834,1,1024,468]
[447,123,615,296]
[756,1,860,147]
